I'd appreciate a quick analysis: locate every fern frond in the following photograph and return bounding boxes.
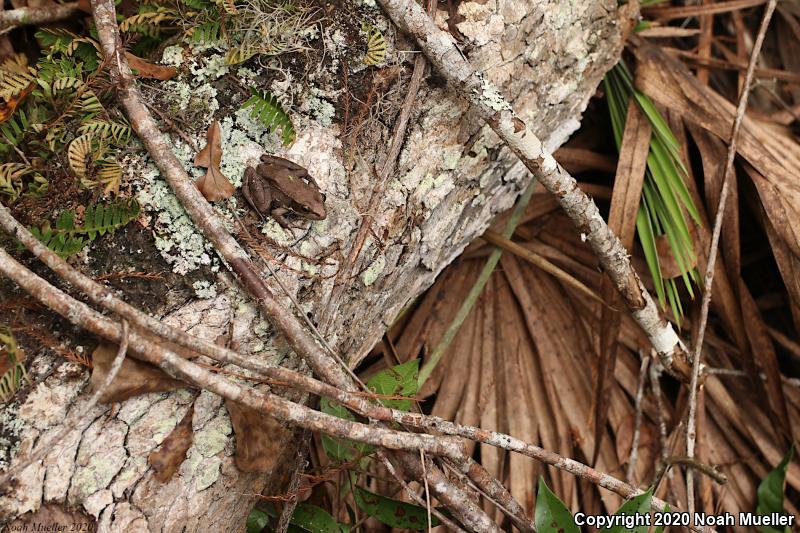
[30,199,141,258]
[77,89,104,115]
[189,22,222,44]
[181,0,212,9]
[215,0,238,14]
[0,54,30,74]
[0,163,34,202]
[362,22,386,66]
[91,160,123,196]
[0,68,35,101]
[120,7,179,36]
[52,76,84,94]
[224,45,255,65]
[68,133,93,179]
[242,87,295,145]
[78,119,131,144]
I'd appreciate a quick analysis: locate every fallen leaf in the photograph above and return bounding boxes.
[194,121,235,201]
[124,52,178,81]
[225,399,293,472]
[149,401,194,482]
[91,342,188,403]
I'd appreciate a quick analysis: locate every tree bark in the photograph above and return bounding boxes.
[1,1,630,530]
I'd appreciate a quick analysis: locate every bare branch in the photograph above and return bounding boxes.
[375,0,691,380]
[685,0,778,513]
[0,2,81,31]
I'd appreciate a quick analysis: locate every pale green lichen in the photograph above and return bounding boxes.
[361,252,385,286]
[161,45,184,68]
[71,454,124,501]
[300,88,336,128]
[0,404,24,470]
[193,415,232,457]
[194,456,222,491]
[189,53,230,83]
[192,280,218,299]
[477,75,512,112]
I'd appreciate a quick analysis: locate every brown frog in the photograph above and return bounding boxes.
[242,154,327,227]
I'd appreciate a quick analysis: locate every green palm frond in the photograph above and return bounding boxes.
[604,60,702,324]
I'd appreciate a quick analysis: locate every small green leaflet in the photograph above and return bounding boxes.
[756,445,794,533]
[534,478,579,533]
[601,487,653,533]
[366,359,419,411]
[290,504,348,533]
[354,485,440,530]
[246,508,270,533]
[654,503,669,533]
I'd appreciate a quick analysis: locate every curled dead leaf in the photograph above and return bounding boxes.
[149,401,195,482]
[194,121,235,201]
[91,342,188,403]
[226,398,293,472]
[124,52,178,81]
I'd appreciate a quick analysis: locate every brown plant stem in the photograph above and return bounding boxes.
[685,0,778,514]
[0,247,467,463]
[0,2,81,31]
[375,0,691,380]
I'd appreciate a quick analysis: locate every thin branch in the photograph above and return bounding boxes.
[377,451,466,533]
[0,248,467,465]
[376,0,692,381]
[685,0,778,514]
[0,2,81,31]
[654,456,727,486]
[420,450,432,533]
[626,354,650,483]
[0,319,129,487]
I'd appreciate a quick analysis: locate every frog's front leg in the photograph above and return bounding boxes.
[271,207,292,228]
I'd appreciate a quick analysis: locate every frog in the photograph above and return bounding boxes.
[242,154,327,227]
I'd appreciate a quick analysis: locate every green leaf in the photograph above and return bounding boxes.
[290,504,348,533]
[319,398,373,462]
[756,446,794,533]
[535,477,579,533]
[242,87,296,145]
[601,487,652,533]
[246,508,270,533]
[353,485,440,530]
[654,503,669,533]
[366,359,419,411]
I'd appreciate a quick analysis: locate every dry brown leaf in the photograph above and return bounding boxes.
[595,99,650,464]
[194,121,235,201]
[226,399,293,473]
[124,52,178,81]
[8,504,96,532]
[91,342,187,403]
[148,402,194,482]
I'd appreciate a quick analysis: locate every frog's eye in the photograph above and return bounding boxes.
[301,205,310,212]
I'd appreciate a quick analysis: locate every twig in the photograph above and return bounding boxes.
[626,354,650,483]
[0,248,467,463]
[276,431,310,533]
[376,0,692,381]
[705,367,800,388]
[685,0,778,514]
[0,2,81,31]
[2,182,514,533]
[377,451,466,533]
[653,456,727,486]
[0,319,129,487]
[420,450,432,533]
[482,229,606,305]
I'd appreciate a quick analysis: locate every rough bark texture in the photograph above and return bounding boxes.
[1,1,626,530]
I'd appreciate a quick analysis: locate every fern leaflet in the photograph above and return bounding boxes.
[242,87,295,145]
[29,199,141,258]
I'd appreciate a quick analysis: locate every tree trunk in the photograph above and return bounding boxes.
[1,1,630,530]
